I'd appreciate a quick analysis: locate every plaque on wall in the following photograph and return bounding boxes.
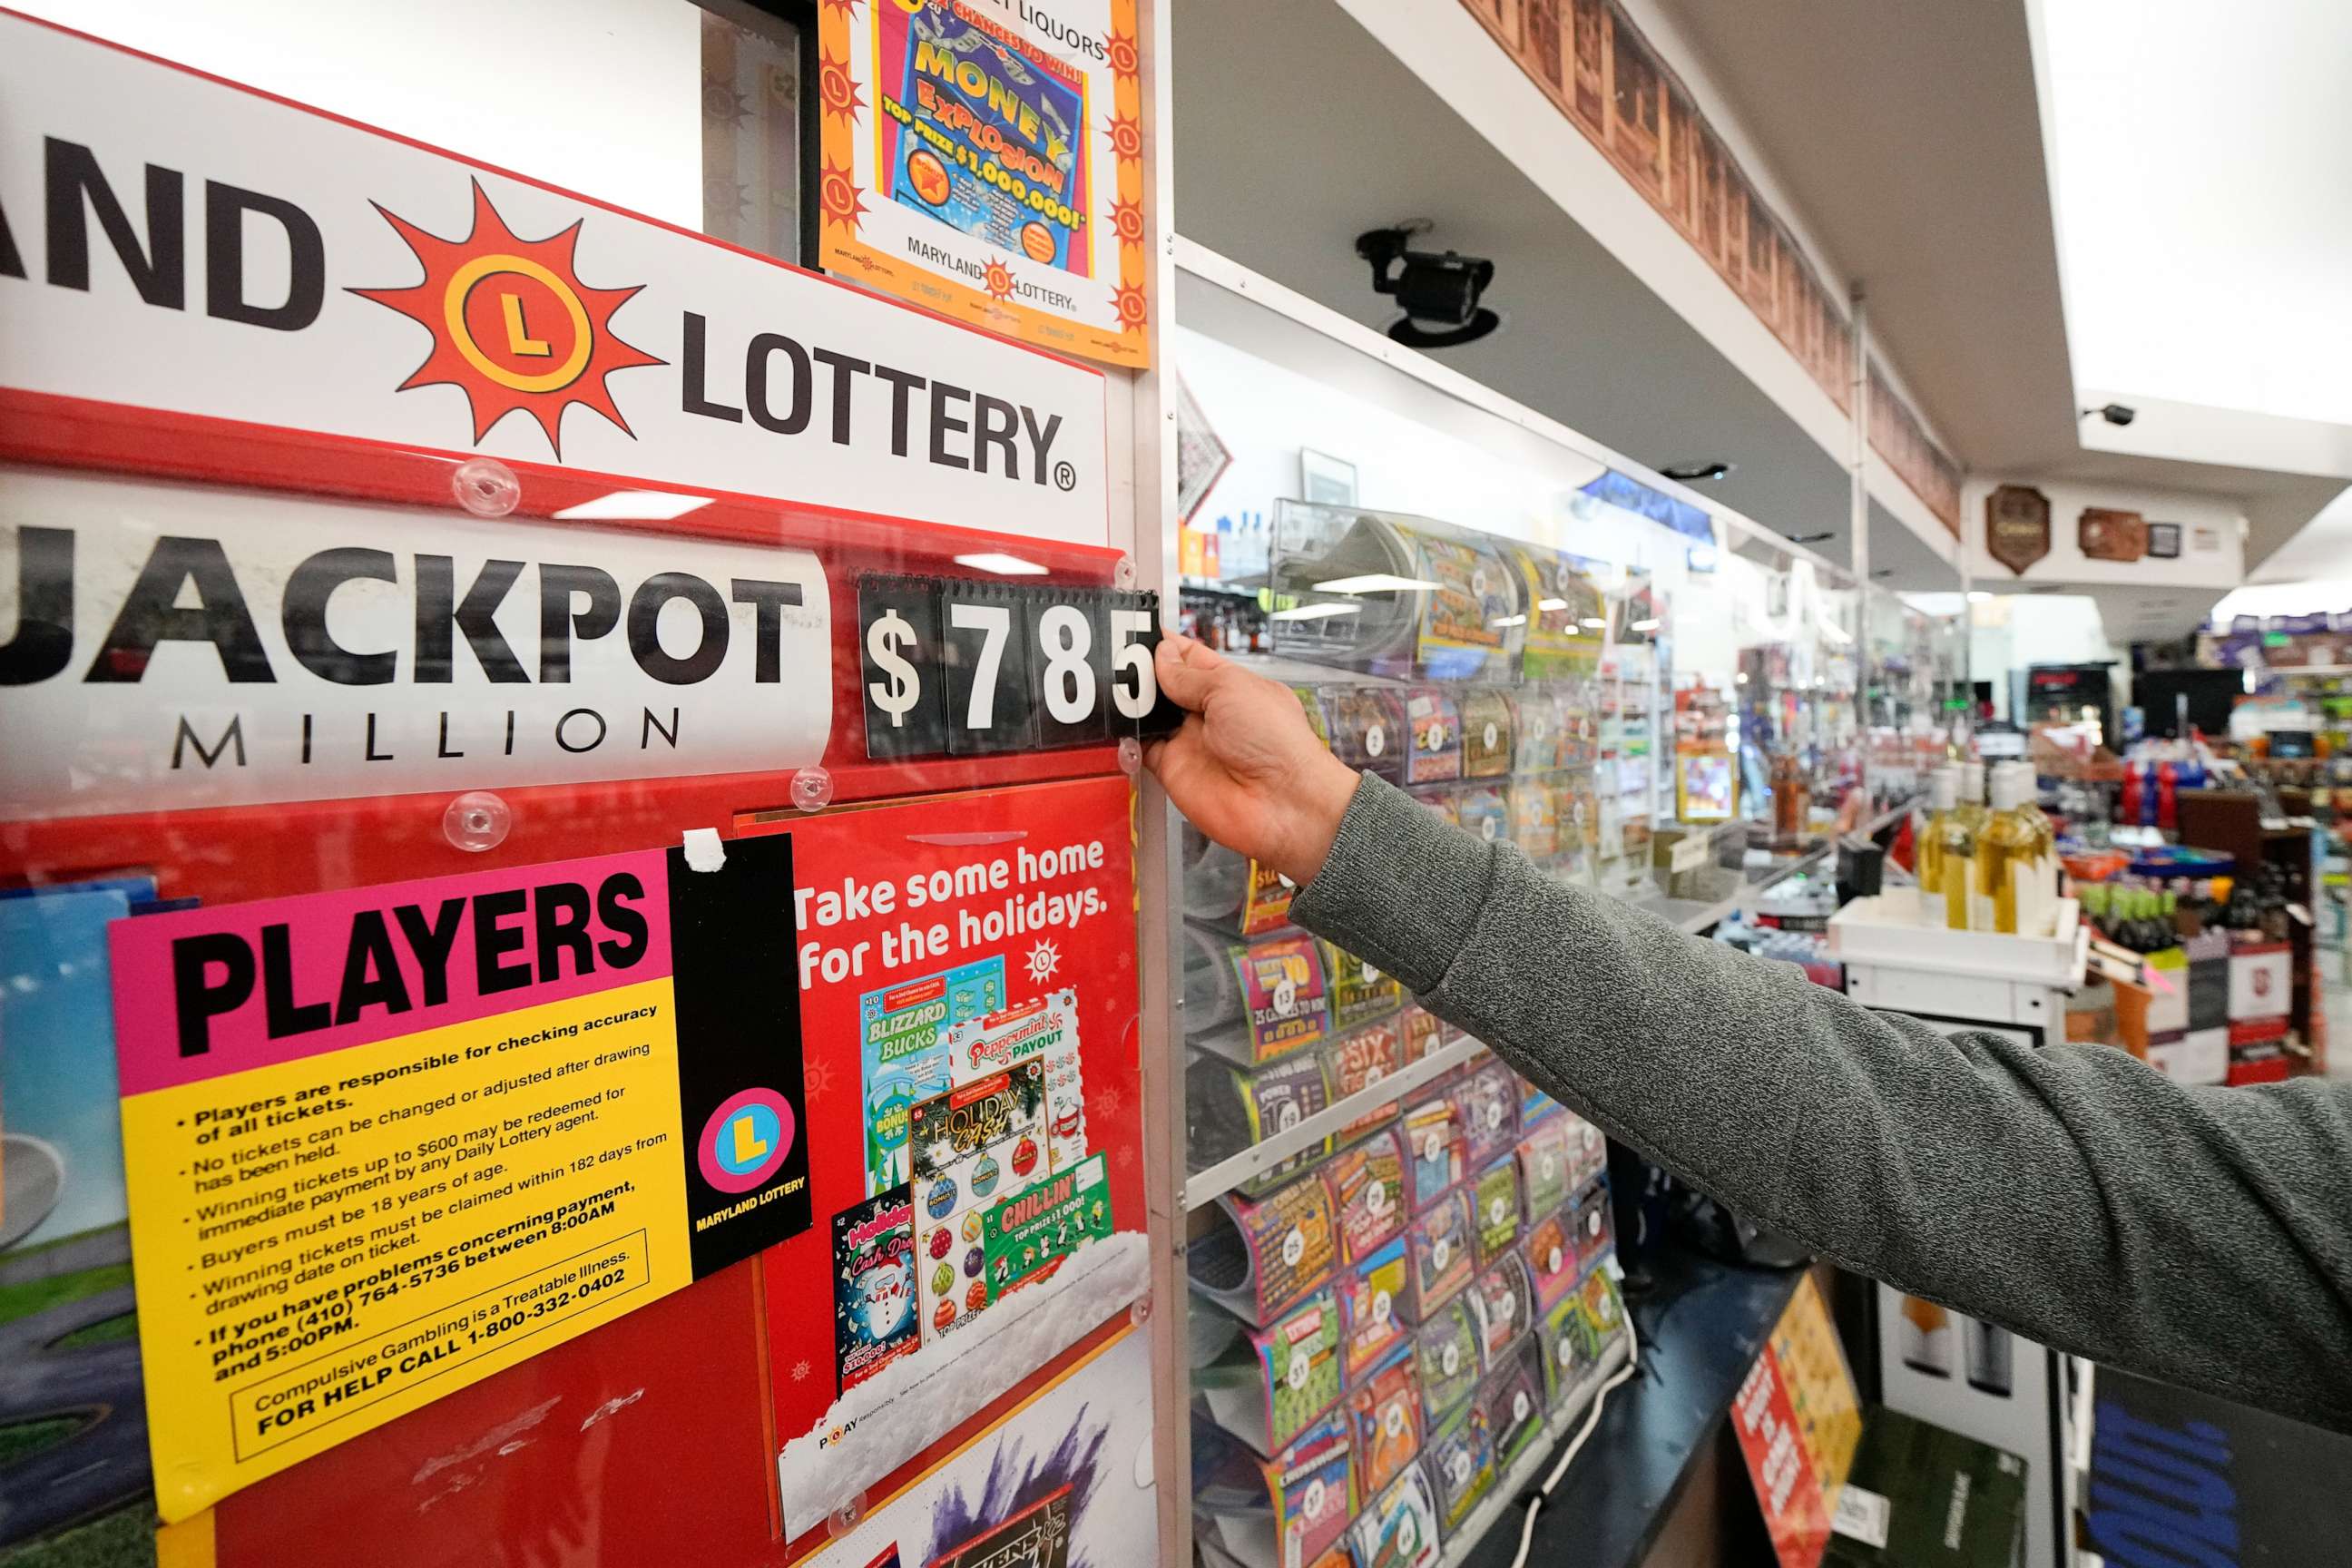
[1986,485,2052,575]
[2080,507,2148,564]
[2147,522,2183,560]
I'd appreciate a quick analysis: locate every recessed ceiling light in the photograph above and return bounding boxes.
[1580,617,1608,630]
[553,489,713,521]
[1312,574,1442,593]
[1537,598,1568,611]
[1630,618,1661,632]
[954,553,1050,576]
[1490,613,1527,628]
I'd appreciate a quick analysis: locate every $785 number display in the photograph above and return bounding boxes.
[858,577,1173,757]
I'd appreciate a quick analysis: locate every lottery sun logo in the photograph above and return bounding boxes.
[353,180,664,457]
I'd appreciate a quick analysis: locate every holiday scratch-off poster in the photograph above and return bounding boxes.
[110,836,810,1519]
[820,0,1151,367]
[763,776,1147,1553]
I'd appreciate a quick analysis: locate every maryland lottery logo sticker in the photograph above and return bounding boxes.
[699,1087,798,1195]
[353,181,663,456]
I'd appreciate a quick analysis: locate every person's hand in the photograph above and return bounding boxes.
[1143,634,1361,884]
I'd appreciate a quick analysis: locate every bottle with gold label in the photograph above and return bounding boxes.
[1938,771,1979,932]
[2006,763,2058,933]
[1917,767,1956,911]
[1979,765,2038,934]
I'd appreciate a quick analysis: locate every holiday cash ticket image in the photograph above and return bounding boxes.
[107,837,812,1518]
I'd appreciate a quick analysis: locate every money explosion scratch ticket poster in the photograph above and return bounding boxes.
[820,0,1151,367]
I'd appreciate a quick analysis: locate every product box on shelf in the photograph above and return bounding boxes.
[1348,1349,1426,1499]
[1325,1020,1406,1142]
[2148,1027,2229,1086]
[1570,1178,1617,1271]
[1348,1466,1444,1568]
[1324,688,1412,783]
[1323,941,1406,1033]
[1459,691,1516,777]
[1397,1004,1447,1064]
[1455,1062,1523,1170]
[1517,1120,1576,1218]
[2227,938,2292,1023]
[1482,1338,1551,1473]
[1414,1296,1485,1421]
[1405,687,1465,783]
[1195,1287,1347,1457]
[1469,1254,1536,1368]
[1402,1088,1468,1209]
[1192,1409,1356,1568]
[1326,1129,1409,1264]
[1191,1170,1341,1327]
[1338,1237,1414,1384]
[1187,1049,1335,1198]
[1423,1396,1498,1537]
[1456,782,1512,845]
[1472,1156,1524,1267]
[1525,1209,1581,1308]
[1403,1190,1476,1320]
[1541,1269,1632,1408]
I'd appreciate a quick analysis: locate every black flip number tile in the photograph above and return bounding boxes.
[858,575,948,759]
[941,581,1036,754]
[1028,588,1113,748]
[1110,590,1184,740]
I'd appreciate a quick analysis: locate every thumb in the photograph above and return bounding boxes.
[1153,633,1228,713]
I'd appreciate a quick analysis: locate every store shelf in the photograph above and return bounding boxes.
[1181,1034,1486,1209]
[1435,1332,1638,1566]
[1457,1245,1805,1568]
[1180,826,1872,1213]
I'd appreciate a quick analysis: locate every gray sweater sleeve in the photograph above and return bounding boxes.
[1289,772,2352,1432]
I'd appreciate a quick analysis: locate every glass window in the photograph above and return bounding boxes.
[700,2,808,264]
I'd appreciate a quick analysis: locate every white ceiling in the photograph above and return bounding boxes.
[1170,0,1960,586]
[2043,0,2352,430]
[1173,0,2352,593]
[1652,0,2081,475]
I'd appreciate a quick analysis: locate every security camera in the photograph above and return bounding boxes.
[2079,403,2137,426]
[1357,226,1500,348]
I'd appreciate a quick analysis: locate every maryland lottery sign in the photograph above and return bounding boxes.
[0,10,1108,543]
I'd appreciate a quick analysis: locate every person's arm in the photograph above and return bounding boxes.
[1296,771,2352,1430]
[1142,633,2352,1432]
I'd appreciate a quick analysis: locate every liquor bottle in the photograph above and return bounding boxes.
[2259,865,2291,942]
[1979,766,2037,934]
[1988,763,2053,934]
[2224,873,2263,933]
[1965,1317,2014,1396]
[1956,762,1990,838]
[1899,1296,1954,1379]
[1938,775,1980,933]
[1917,767,1956,907]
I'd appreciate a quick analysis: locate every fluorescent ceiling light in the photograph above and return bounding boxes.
[1966,591,1993,603]
[553,489,713,522]
[1489,613,1527,628]
[1630,618,1661,632]
[1270,603,1362,622]
[1312,574,1442,594]
[1537,598,1568,611]
[1580,617,1609,630]
[954,553,1049,576]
